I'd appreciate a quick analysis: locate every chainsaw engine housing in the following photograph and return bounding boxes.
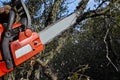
[0,23,44,77]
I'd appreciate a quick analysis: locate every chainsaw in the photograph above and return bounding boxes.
[0,0,80,77]
[0,0,44,76]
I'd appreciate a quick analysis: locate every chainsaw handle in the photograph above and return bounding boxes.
[12,0,31,28]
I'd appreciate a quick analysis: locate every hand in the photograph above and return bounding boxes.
[0,5,11,14]
[4,5,11,14]
[0,7,4,14]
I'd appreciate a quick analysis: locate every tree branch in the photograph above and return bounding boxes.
[104,19,119,72]
[36,59,58,80]
[76,6,110,22]
[76,0,120,23]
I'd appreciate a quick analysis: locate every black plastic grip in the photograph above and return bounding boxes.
[1,10,15,69]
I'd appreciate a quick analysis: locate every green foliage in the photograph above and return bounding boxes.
[25,0,69,32]
[4,0,120,80]
[68,64,90,80]
[48,1,120,79]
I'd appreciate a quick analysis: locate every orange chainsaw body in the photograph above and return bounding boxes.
[0,23,44,77]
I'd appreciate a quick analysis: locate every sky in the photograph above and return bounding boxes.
[0,0,26,7]
[0,0,96,13]
[67,0,109,13]
[86,0,97,10]
[0,0,108,18]
[67,0,79,13]
[67,0,96,13]
[0,0,108,11]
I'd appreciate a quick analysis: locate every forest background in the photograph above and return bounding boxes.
[4,0,120,80]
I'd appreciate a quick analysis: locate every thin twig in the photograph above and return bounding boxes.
[104,19,119,71]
